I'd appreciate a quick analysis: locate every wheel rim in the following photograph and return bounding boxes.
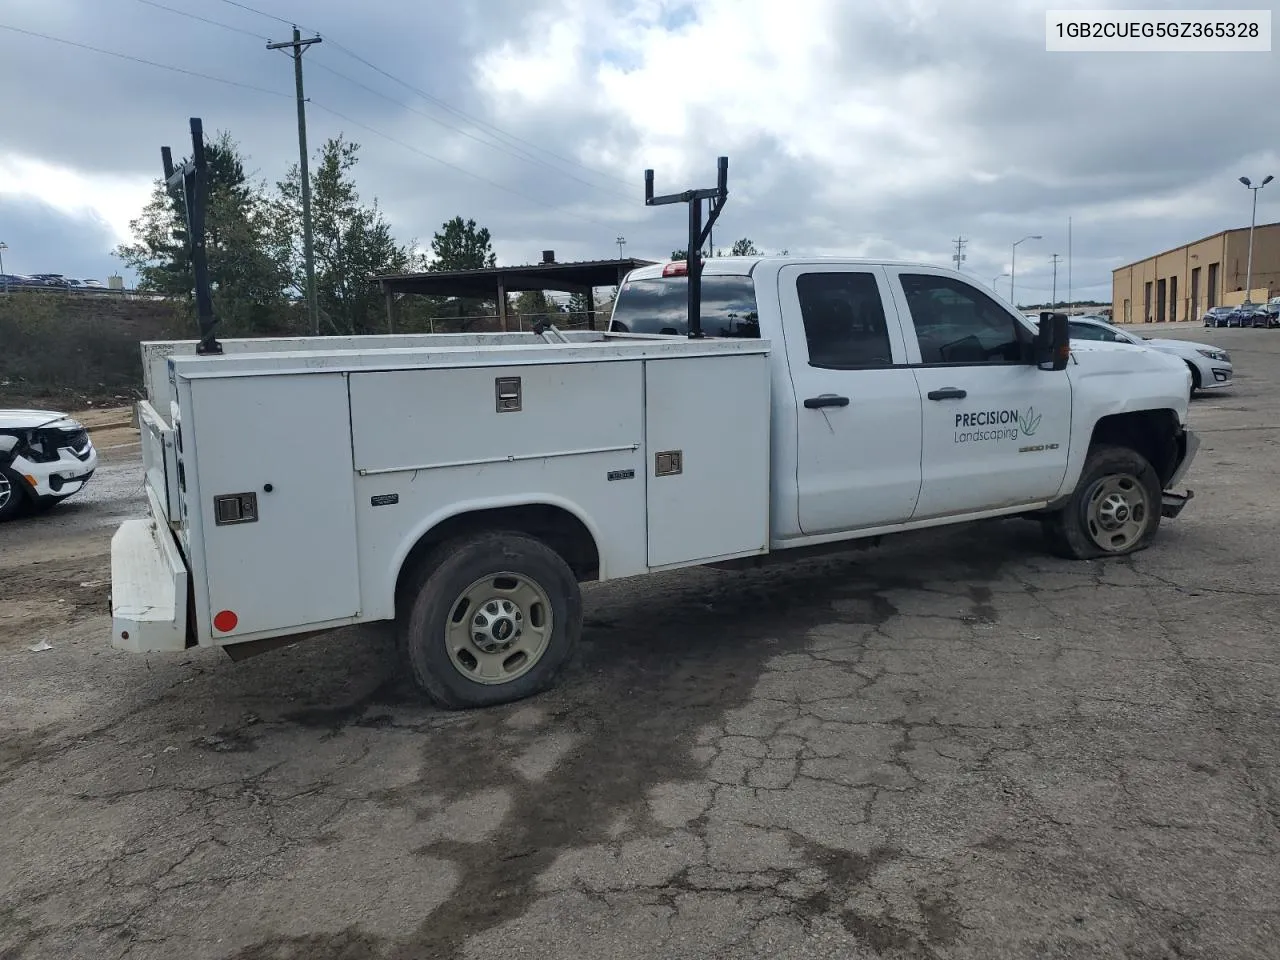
[444,572,554,685]
[1084,473,1150,552]
[0,473,11,511]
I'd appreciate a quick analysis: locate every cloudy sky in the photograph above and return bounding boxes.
[0,0,1276,305]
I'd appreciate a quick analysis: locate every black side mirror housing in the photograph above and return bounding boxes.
[1035,312,1070,370]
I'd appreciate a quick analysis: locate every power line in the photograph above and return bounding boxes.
[210,0,634,193]
[214,0,297,28]
[0,21,293,99]
[308,101,612,228]
[325,38,636,193]
[133,0,268,39]
[131,2,633,203]
[307,58,635,203]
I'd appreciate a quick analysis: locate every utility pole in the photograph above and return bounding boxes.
[1066,216,1072,311]
[268,27,323,335]
[1050,254,1062,307]
[952,235,967,272]
[616,236,626,259]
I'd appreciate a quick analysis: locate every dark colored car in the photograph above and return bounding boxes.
[1202,306,1234,327]
[1233,304,1271,328]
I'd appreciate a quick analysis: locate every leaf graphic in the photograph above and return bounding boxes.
[1018,406,1041,435]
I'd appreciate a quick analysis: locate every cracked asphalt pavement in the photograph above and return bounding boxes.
[2,323,1279,959]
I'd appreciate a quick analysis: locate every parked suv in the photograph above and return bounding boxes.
[0,409,99,521]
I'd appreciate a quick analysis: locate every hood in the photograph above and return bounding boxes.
[0,409,77,429]
[1138,338,1222,354]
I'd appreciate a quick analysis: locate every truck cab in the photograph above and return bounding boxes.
[609,256,1196,548]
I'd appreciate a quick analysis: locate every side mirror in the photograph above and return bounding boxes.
[1035,312,1070,370]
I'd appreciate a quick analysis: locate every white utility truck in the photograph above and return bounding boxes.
[110,253,1199,709]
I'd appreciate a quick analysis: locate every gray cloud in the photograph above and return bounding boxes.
[0,0,1276,302]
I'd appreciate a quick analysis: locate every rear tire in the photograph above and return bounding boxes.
[398,531,582,709]
[1042,445,1162,560]
[0,467,30,522]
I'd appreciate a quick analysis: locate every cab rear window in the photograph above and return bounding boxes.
[608,275,760,337]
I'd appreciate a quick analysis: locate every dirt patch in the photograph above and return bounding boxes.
[0,555,111,647]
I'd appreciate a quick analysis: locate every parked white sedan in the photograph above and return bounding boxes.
[0,409,99,521]
[1068,315,1232,398]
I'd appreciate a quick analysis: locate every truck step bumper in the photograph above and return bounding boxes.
[1161,489,1193,519]
[110,518,190,653]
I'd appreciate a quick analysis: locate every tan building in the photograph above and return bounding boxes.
[1112,221,1280,324]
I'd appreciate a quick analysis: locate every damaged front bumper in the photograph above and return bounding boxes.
[1161,428,1200,519]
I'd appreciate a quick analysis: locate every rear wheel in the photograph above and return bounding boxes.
[399,531,582,709]
[1042,445,1162,560]
[0,467,30,522]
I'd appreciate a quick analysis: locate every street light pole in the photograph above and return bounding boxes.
[1010,235,1042,307]
[0,242,8,294]
[992,271,1008,292]
[1238,175,1273,305]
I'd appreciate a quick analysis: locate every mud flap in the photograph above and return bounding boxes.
[1161,489,1193,519]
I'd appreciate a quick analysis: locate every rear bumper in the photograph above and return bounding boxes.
[110,516,190,653]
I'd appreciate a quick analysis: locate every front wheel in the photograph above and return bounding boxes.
[0,467,30,522]
[399,531,582,709]
[1042,445,1163,560]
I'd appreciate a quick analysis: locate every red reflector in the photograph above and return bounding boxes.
[662,261,688,277]
[213,610,239,633]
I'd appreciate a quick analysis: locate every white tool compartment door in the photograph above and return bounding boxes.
[644,353,770,567]
[191,372,360,637]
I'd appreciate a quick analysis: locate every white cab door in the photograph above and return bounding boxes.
[883,266,1072,520]
[777,264,924,536]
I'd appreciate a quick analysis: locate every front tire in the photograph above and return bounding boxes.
[0,467,30,522]
[399,531,582,709]
[1042,445,1162,560]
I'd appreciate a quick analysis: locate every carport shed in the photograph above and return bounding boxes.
[375,254,657,332]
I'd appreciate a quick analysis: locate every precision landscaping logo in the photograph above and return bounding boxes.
[954,406,1041,444]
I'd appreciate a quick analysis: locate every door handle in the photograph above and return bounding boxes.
[804,394,850,409]
[927,387,967,401]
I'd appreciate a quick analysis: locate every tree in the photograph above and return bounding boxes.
[424,216,499,330]
[671,237,769,260]
[114,131,288,335]
[513,290,553,328]
[273,135,412,335]
[429,216,496,271]
[564,291,591,326]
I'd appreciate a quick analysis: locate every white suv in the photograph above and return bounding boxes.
[0,409,99,521]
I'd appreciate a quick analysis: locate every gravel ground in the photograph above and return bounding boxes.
[2,322,1278,960]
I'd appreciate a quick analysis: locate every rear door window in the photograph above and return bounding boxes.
[609,275,759,337]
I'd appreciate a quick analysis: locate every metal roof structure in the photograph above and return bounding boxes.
[373,254,658,331]
[374,257,657,298]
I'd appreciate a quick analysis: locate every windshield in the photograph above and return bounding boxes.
[609,274,760,337]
